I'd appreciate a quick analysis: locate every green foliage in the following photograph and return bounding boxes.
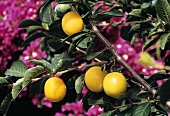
[29,76,49,94]
[22,32,46,46]
[2,0,170,115]
[75,74,84,94]
[22,66,45,87]
[0,77,9,86]
[132,102,151,116]
[12,78,24,100]
[155,0,170,24]
[0,93,13,116]
[4,60,27,77]
[18,19,42,28]
[157,78,170,105]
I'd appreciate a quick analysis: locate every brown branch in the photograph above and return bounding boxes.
[90,21,170,111]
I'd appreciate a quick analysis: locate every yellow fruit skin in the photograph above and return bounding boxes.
[62,11,84,36]
[85,66,108,92]
[44,77,66,102]
[103,72,127,98]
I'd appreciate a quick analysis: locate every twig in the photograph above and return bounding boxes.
[55,61,107,77]
[90,21,170,111]
[95,17,153,27]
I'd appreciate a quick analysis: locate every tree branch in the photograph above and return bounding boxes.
[90,21,170,111]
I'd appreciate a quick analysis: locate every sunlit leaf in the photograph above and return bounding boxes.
[11,78,23,100]
[75,75,84,94]
[159,33,170,50]
[5,60,27,77]
[22,66,45,87]
[29,59,54,73]
[51,53,72,74]
[138,52,156,67]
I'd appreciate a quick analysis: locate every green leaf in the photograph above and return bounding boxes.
[51,53,72,73]
[88,96,104,105]
[18,19,42,28]
[47,39,65,52]
[4,60,27,77]
[159,33,170,50]
[98,111,112,116]
[38,0,55,23]
[131,34,138,46]
[138,52,156,67]
[56,59,72,71]
[58,0,79,4]
[11,78,23,100]
[132,102,151,116]
[67,76,76,89]
[75,75,84,94]
[68,43,76,55]
[148,71,170,83]
[128,9,142,17]
[129,23,154,34]
[95,8,123,22]
[155,0,170,24]
[86,42,95,55]
[63,31,88,42]
[29,76,49,94]
[157,78,170,105]
[22,32,46,46]
[27,26,45,35]
[148,31,166,38]
[142,35,160,51]
[22,66,45,88]
[120,26,132,41]
[77,37,92,49]
[0,93,13,116]
[0,77,9,86]
[29,59,54,73]
[40,37,50,51]
[82,91,95,111]
[40,4,54,24]
[43,24,66,38]
[51,53,66,66]
[87,52,101,60]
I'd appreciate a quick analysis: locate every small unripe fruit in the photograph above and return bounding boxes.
[54,4,71,17]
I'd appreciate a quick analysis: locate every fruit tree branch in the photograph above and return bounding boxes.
[90,21,170,110]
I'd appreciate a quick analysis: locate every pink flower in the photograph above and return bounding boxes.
[20,38,47,67]
[42,97,53,108]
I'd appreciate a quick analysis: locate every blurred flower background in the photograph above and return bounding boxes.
[0,0,164,116]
